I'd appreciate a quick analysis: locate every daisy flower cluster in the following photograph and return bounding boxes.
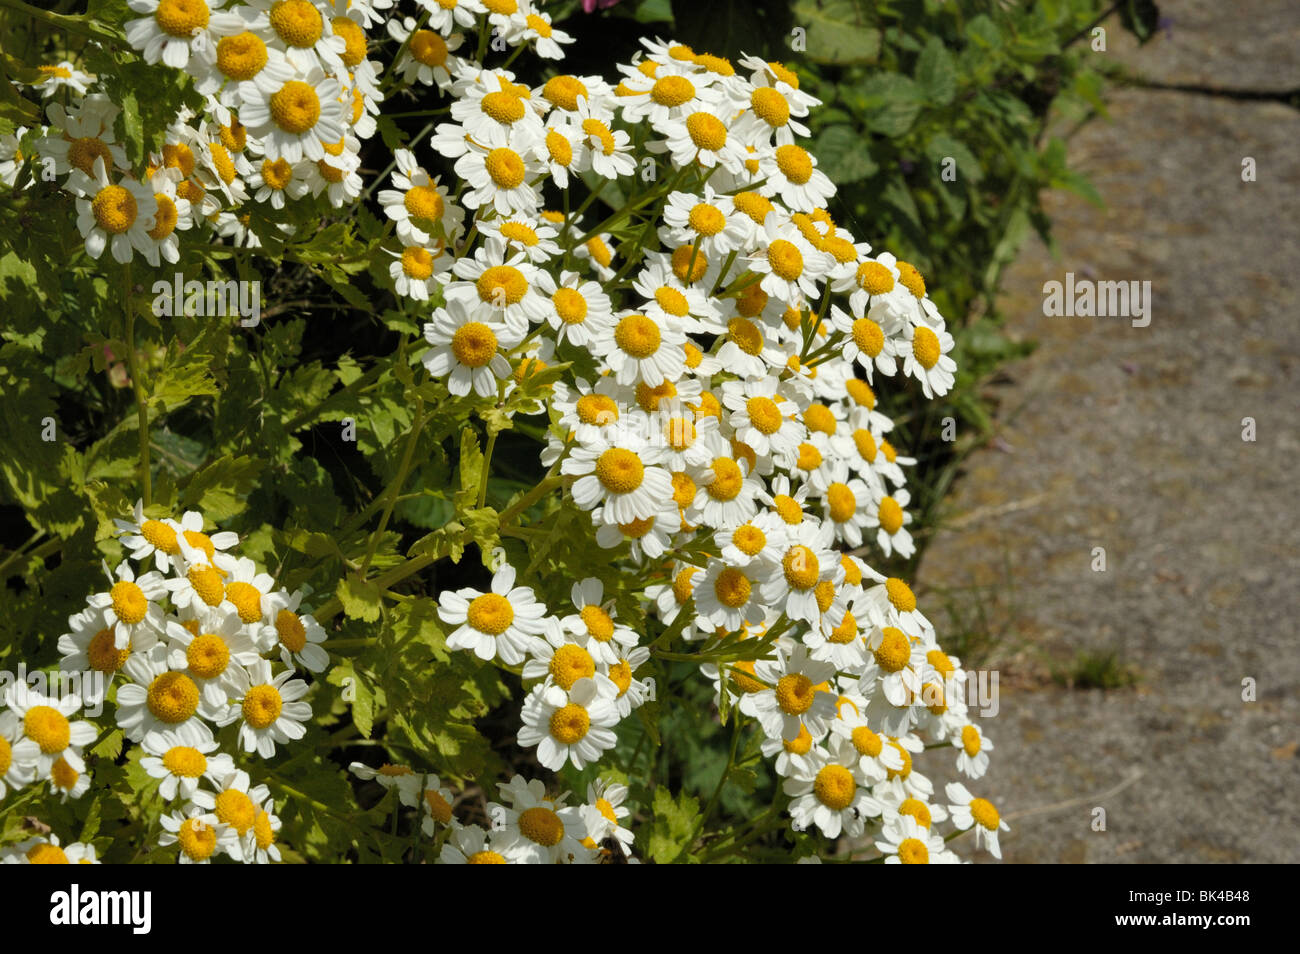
[0,501,328,864]
[348,765,635,864]
[411,37,994,862]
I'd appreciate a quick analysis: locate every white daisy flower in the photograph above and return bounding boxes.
[758,518,841,624]
[242,0,346,73]
[946,781,1010,858]
[68,157,158,265]
[30,62,94,98]
[125,0,241,70]
[141,724,235,802]
[0,710,33,799]
[758,143,834,212]
[782,746,881,839]
[164,610,259,709]
[582,779,633,857]
[422,298,521,398]
[495,774,591,864]
[452,123,541,215]
[562,425,674,525]
[349,761,423,806]
[864,485,915,559]
[38,96,127,179]
[247,154,312,208]
[158,807,226,863]
[902,322,957,399]
[437,823,514,864]
[955,723,993,780]
[559,578,637,666]
[5,686,96,777]
[744,643,838,743]
[240,68,347,163]
[695,558,766,633]
[1,834,99,864]
[591,498,683,564]
[84,559,168,650]
[535,270,613,347]
[420,775,458,836]
[117,644,215,746]
[517,676,620,771]
[437,562,551,665]
[189,769,270,861]
[263,588,329,672]
[874,813,955,864]
[218,658,312,758]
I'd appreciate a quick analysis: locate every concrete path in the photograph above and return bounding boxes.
[913,1,1300,863]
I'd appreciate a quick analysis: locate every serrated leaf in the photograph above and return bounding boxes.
[794,0,881,66]
[915,36,957,105]
[813,125,877,184]
[337,576,383,623]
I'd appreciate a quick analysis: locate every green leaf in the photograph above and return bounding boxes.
[455,426,483,510]
[813,125,877,184]
[646,786,701,864]
[180,454,262,522]
[337,576,383,623]
[915,36,957,106]
[925,133,983,183]
[794,0,881,66]
[853,74,923,138]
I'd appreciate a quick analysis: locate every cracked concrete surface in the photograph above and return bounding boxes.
[911,2,1300,863]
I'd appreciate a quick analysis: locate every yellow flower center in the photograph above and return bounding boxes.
[468,849,507,863]
[608,659,633,696]
[827,482,859,523]
[773,494,803,525]
[782,724,813,754]
[685,112,727,152]
[483,0,518,13]
[613,314,661,359]
[25,706,71,753]
[775,144,813,184]
[824,237,857,263]
[727,317,764,356]
[215,31,268,82]
[829,611,858,645]
[813,763,856,810]
[856,261,894,295]
[671,567,698,604]
[970,797,1000,830]
[66,136,110,177]
[649,75,694,107]
[147,672,200,724]
[548,644,595,690]
[706,456,743,501]
[187,564,225,606]
[885,578,916,613]
[87,627,129,673]
[732,523,766,556]
[637,380,677,412]
[543,75,588,111]
[139,518,179,553]
[187,633,230,679]
[927,650,954,677]
[242,684,283,729]
[749,86,790,126]
[775,673,814,715]
[176,818,213,861]
[804,403,835,435]
[0,736,12,775]
[518,805,564,845]
[618,515,655,537]
[332,17,367,67]
[92,185,138,235]
[581,118,616,155]
[732,192,773,226]
[215,788,256,834]
[148,194,179,240]
[587,235,614,268]
[275,609,308,652]
[474,267,527,309]
[422,788,453,825]
[498,222,539,247]
[782,545,819,590]
[450,321,499,368]
[225,580,263,623]
[549,703,590,744]
[713,567,752,608]
[110,579,148,624]
[270,80,321,134]
[478,91,524,125]
[849,726,881,759]
[729,660,764,694]
[852,429,877,463]
[795,442,822,472]
[544,129,574,166]
[766,239,803,280]
[878,496,904,535]
[485,147,526,188]
[28,843,70,864]
[155,0,209,37]
[961,725,982,757]
[407,29,448,68]
[912,326,941,370]
[851,319,885,359]
[874,627,910,673]
[667,243,705,283]
[897,261,926,298]
[269,0,323,48]
[575,393,617,426]
[254,810,276,849]
[162,745,207,778]
[745,396,783,435]
[401,246,434,280]
[580,604,615,642]
[545,288,586,326]
[594,447,645,494]
[467,593,514,635]
[898,837,929,864]
[688,203,726,237]
[695,53,733,75]
[881,439,898,463]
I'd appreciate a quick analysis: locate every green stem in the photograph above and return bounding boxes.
[123,263,151,507]
[361,396,427,574]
